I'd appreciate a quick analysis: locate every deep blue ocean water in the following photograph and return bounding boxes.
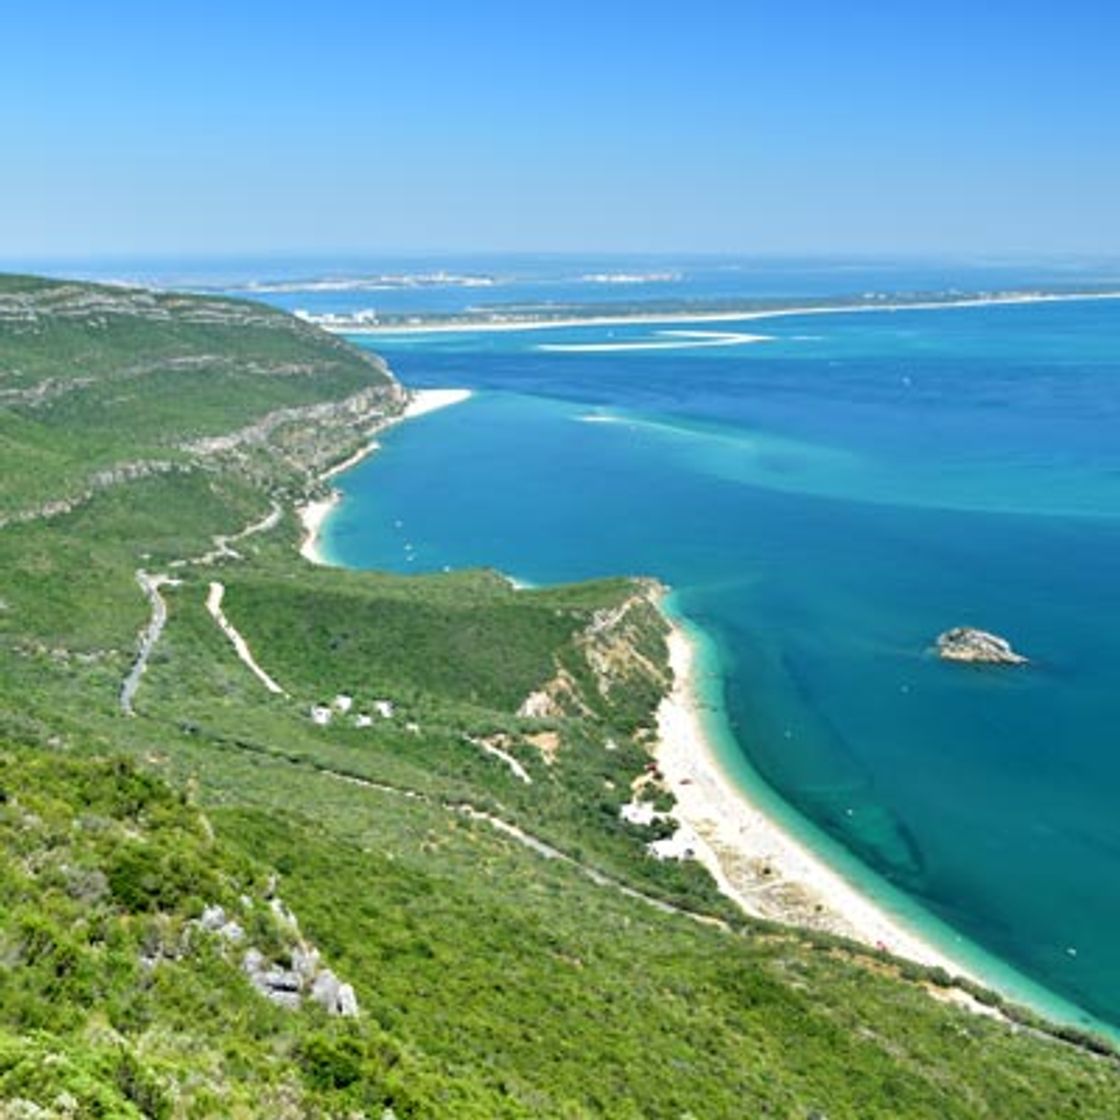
[314,294,1120,1032]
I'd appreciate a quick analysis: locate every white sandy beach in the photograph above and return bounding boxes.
[298,494,342,565]
[297,388,473,565]
[535,329,771,353]
[655,617,973,977]
[403,386,473,417]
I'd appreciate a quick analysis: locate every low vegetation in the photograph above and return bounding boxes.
[0,275,1117,1116]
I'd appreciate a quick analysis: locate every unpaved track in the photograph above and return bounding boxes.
[206,581,287,695]
[120,571,176,715]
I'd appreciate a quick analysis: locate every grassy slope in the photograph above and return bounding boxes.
[0,275,1117,1117]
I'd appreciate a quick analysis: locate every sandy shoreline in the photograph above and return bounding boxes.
[402,386,472,417]
[292,383,1080,1025]
[654,611,973,977]
[297,388,473,565]
[298,383,975,975]
[321,289,1120,337]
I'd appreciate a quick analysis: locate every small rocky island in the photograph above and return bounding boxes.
[936,627,1028,665]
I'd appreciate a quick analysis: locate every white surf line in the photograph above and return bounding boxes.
[733,289,1120,327]
[536,330,771,353]
[298,495,341,565]
[120,570,179,715]
[205,581,287,696]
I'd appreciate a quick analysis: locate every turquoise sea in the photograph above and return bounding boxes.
[311,293,1120,1034]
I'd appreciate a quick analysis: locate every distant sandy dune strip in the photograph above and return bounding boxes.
[536,330,770,353]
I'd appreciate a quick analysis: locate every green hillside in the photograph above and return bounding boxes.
[0,275,1117,1118]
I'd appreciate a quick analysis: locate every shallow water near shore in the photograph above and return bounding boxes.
[320,297,1120,1033]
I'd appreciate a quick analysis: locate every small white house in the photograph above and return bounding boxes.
[620,800,657,827]
[647,825,698,862]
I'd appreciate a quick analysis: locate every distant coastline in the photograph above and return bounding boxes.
[301,288,1120,336]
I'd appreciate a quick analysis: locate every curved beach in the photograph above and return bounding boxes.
[300,374,1115,1037]
[298,388,473,564]
[651,603,1120,1037]
[655,614,966,972]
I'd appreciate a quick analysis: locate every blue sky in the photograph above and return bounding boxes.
[3,0,1118,257]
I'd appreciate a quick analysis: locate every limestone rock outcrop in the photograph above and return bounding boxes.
[195,898,360,1016]
[936,627,1027,665]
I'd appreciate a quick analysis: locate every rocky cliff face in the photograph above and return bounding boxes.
[0,274,405,524]
[519,579,671,728]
